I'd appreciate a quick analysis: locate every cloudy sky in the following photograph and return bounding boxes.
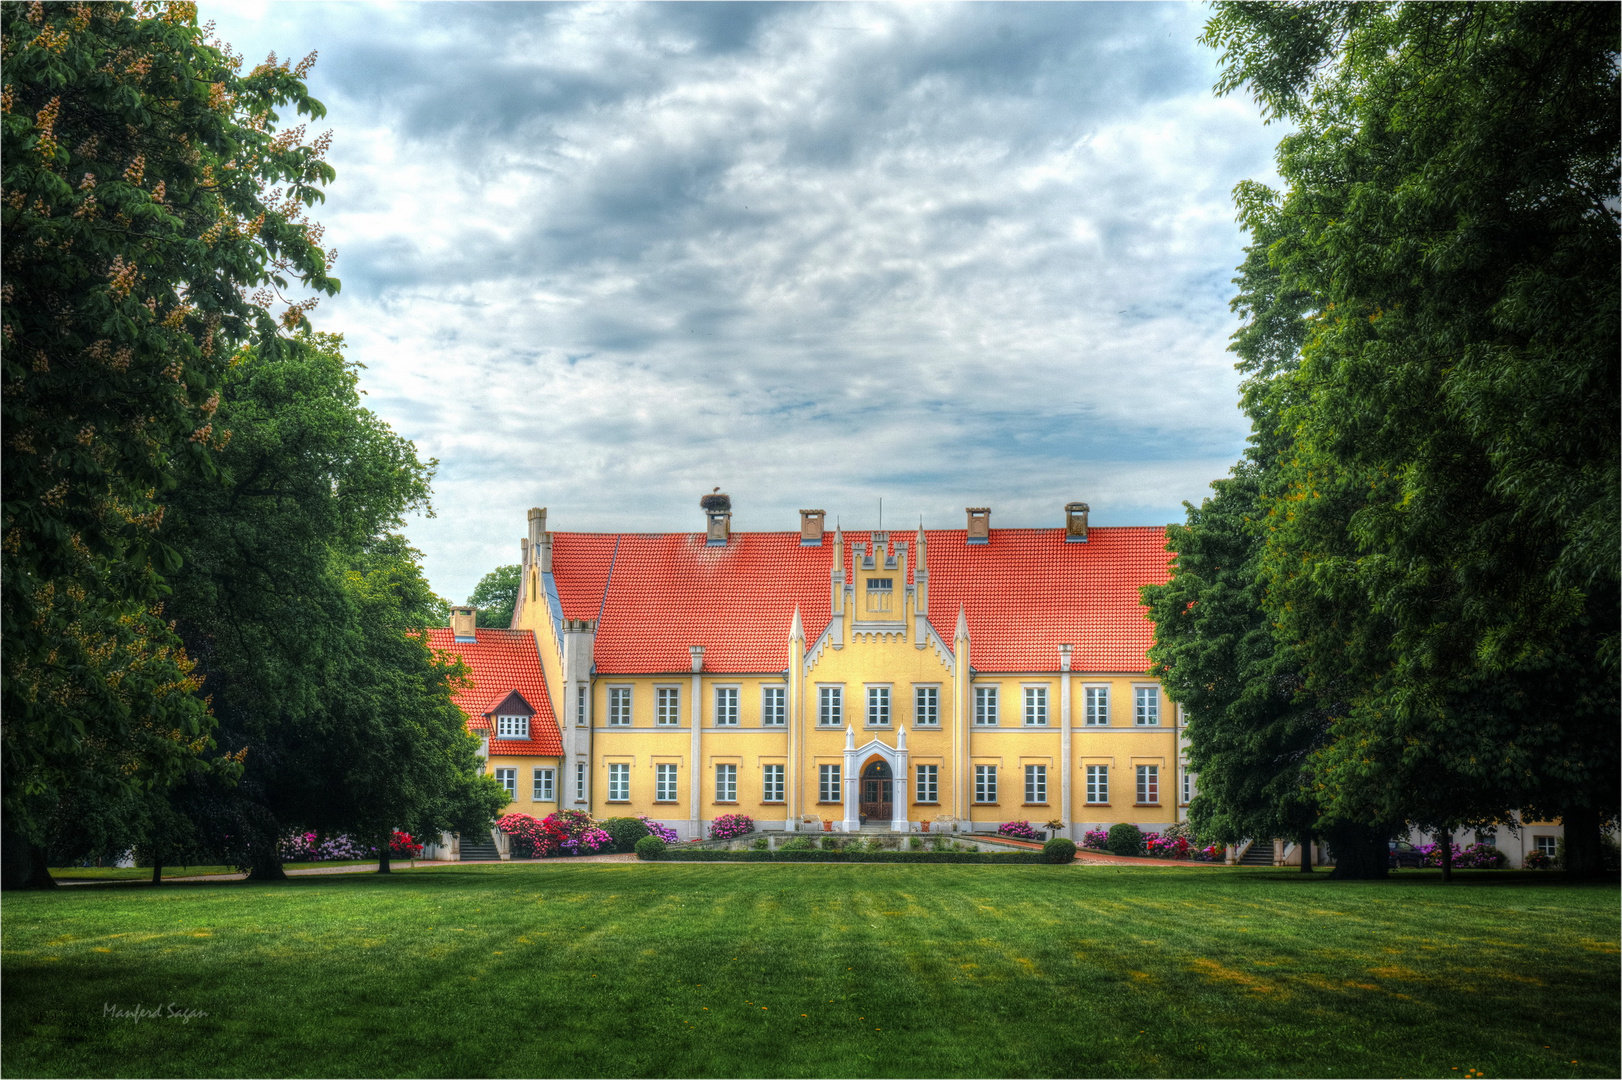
[203,1,1281,604]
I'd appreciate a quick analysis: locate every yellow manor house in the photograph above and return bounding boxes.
[429,496,1191,845]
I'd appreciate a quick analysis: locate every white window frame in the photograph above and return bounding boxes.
[865,576,894,613]
[496,715,530,738]
[1025,764,1047,803]
[914,685,939,726]
[1181,767,1193,804]
[1534,835,1557,857]
[1134,685,1160,726]
[762,763,785,802]
[974,764,997,804]
[495,767,516,800]
[607,762,630,802]
[607,686,632,726]
[714,685,740,727]
[819,763,841,802]
[915,763,938,803]
[574,761,586,802]
[1023,685,1049,726]
[1086,764,1109,804]
[655,685,681,726]
[715,763,738,802]
[1084,685,1110,726]
[533,767,554,801]
[818,685,843,727]
[974,685,999,726]
[1137,764,1159,805]
[866,684,891,726]
[761,685,786,726]
[655,763,678,802]
[576,685,588,726]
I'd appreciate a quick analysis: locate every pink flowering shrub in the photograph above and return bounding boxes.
[710,813,753,840]
[1081,828,1109,850]
[277,831,378,862]
[639,816,680,843]
[1418,842,1507,869]
[998,821,1042,841]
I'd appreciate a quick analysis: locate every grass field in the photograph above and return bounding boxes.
[3,863,1616,1078]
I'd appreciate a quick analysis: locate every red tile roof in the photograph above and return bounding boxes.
[549,527,1171,675]
[425,627,563,755]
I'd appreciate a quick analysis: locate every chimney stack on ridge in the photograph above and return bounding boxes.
[701,489,732,546]
[966,507,990,544]
[800,509,825,546]
[1065,502,1090,542]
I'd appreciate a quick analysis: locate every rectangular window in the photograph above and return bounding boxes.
[865,577,893,612]
[1024,686,1048,726]
[915,764,938,803]
[495,767,516,800]
[762,764,785,802]
[819,764,841,802]
[607,762,630,802]
[974,764,997,803]
[533,767,554,801]
[1137,764,1159,805]
[1025,764,1047,803]
[914,686,939,726]
[715,763,737,802]
[656,687,680,726]
[608,687,632,726]
[761,685,786,726]
[1086,764,1109,804]
[1084,686,1109,725]
[575,761,586,802]
[714,687,739,726]
[1181,768,1192,804]
[577,685,588,725]
[1534,835,1557,857]
[867,686,890,726]
[496,715,529,738]
[818,686,843,727]
[1134,686,1160,726]
[974,686,999,726]
[656,763,678,802]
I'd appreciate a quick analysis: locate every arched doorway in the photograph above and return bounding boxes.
[860,758,893,823]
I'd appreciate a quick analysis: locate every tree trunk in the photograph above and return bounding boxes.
[1439,829,1453,883]
[245,847,287,882]
[151,861,163,886]
[378,834,392,874]
[1326,823,1390,880]
[1299,828,1314,873]
[1561,804,1604,880]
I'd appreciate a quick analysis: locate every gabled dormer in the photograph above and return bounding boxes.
[486,689,536,739]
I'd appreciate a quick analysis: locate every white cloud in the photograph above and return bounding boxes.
[203,1,1282,602]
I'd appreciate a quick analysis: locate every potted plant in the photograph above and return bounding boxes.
[822,818,833,832]
[920,819,931,833]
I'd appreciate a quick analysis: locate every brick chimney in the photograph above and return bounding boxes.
[701,489,731,546]
[451,606,477,642]
[800,509,825,546]
[966,507,990,545]
[1064,502,1089,542]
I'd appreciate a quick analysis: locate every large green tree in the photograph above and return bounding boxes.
[1,0,337,887]
[1193,1,1619,874]
[161,333,504,879]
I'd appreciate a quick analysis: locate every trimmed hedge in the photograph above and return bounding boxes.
[633,836,667,860]
[652,849,1049,864]
[1043,837,1078,864]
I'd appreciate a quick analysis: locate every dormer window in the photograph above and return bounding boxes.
[496,715,530,738]
[865,577,893,613]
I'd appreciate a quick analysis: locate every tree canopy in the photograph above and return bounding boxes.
[1151,1,1619,877]
[467,565,519,628]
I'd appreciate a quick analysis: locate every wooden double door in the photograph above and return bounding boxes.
[860,759,893,822]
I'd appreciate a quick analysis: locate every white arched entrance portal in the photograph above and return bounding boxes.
[842,725,909,832]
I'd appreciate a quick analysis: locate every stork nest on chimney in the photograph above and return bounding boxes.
[700,492,731,512]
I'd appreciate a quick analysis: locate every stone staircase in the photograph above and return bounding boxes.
[459,832,501,861]
[1239,838,1276,866]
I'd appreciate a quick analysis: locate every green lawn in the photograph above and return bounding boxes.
[3,864,1616,1078]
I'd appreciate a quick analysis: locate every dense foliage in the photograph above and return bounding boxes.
[466,564,518,628]
[1,0,337,884]
[1147,1,1619,878]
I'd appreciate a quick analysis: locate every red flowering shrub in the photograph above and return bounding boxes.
[388,831,424,858]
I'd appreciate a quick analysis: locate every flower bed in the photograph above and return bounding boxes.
[640,816,679,843]
[496,810,615,857]
[651,849,1052,864]
[1081,829,1109,851]
[710,813,753,840]
[1417,842,1507,869]
[276,832,378,862]
[998,821,1043,841]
